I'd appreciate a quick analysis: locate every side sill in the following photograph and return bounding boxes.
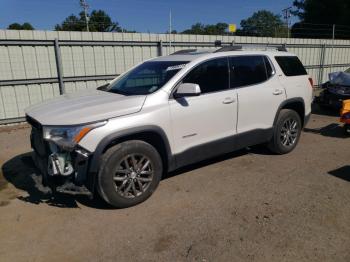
[173,128,273,170]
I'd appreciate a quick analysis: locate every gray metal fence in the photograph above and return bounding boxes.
[1,29,350,124]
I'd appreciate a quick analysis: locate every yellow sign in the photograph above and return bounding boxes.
[228,24,237,33]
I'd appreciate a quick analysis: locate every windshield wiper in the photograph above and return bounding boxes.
[108,89,131,96]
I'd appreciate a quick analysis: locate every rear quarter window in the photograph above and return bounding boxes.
[275,56,307,76]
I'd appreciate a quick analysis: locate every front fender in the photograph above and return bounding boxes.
[88,125,174,174]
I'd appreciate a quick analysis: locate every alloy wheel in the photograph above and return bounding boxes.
[113,154,154,199]
[280,118,299,147]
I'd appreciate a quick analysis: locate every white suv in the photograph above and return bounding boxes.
[26,46,313,208]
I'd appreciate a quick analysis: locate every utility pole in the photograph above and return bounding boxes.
[282,7,292,38]
[169,9,172,54]
[330,24,336,71]
[80,0,89,32]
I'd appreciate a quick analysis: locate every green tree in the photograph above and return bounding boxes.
[55,14,83,31]
[88,10,122,32]
[290,22,334,39]
[292,0,350,39]
[55,10,124,32]
[292,0,350,26]
[182,22,228,35]
[182,23,206,34]
[8,22,34,30]
[21,23,35,30]
[239,10,284,37]
[204,23,228,35]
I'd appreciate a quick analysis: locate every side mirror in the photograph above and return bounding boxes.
[174,83,201,98]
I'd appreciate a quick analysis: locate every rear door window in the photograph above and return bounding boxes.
[229,56,267,88]
[275,56,307,76]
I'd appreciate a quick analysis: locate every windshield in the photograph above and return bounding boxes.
[107,61,189,95]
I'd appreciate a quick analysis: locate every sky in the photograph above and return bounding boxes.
[0,0,298,33]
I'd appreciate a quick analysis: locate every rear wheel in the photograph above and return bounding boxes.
[97,140,163,208]
[268,109,302,154]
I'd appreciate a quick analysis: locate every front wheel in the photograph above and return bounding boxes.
[268,109,302,154]
[97,140,163,208]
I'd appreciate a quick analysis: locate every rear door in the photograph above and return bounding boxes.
[230,55,286,133]
[274,56,313,115]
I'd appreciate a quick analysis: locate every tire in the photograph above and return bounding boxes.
[97,140,163,208]
[268,109,302,154]
[344,124,350,136]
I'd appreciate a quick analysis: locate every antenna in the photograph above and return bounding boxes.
[80,0,90,32]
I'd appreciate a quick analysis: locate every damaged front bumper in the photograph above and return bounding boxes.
[316,83,350,108]
[29,121,95,198]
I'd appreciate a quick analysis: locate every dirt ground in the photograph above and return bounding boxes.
[0,106,350,262]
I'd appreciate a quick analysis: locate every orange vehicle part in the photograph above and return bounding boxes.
[340,99,350,124]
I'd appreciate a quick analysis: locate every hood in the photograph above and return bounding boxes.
[329,71,350,86]
[25,89,146,125]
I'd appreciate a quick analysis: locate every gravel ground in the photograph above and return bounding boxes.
[0,107,350,262]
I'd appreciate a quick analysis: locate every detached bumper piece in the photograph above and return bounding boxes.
[29,122,94,198]
[56,182,91,196]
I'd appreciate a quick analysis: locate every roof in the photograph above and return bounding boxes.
[151,49,215,62]
[151,48,296,63]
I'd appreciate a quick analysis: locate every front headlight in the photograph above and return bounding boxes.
[43,121,107,149]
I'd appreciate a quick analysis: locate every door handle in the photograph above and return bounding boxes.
[222,97,236,104]
[273,89,283,95]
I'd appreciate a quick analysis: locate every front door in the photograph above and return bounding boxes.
[169,57,238,165]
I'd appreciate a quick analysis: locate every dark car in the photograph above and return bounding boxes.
[316,68,350,109]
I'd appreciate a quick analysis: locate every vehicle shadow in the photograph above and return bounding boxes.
[164,146,273,180]
[311,103,339,117]
[1,152,112,209]
[303,123,346,139]
[328,166,350,182]
[2,146,274,209]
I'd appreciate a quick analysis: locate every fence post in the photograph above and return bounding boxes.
[330,24,335,71]
[54,38,65,94]
[158,40,163,56]
[318,43,326,87]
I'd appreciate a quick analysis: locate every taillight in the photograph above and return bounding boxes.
[308,77,314,88]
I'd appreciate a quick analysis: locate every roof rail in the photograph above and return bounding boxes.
[214,46,243,53]
[170,49,198,55]
[277,44,287,52]
[170,43,288,56]
[215,43,288,53]
[170,49,216,55]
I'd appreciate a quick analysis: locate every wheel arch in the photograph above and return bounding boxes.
[274,98,306,127]
[89,126,174,175]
